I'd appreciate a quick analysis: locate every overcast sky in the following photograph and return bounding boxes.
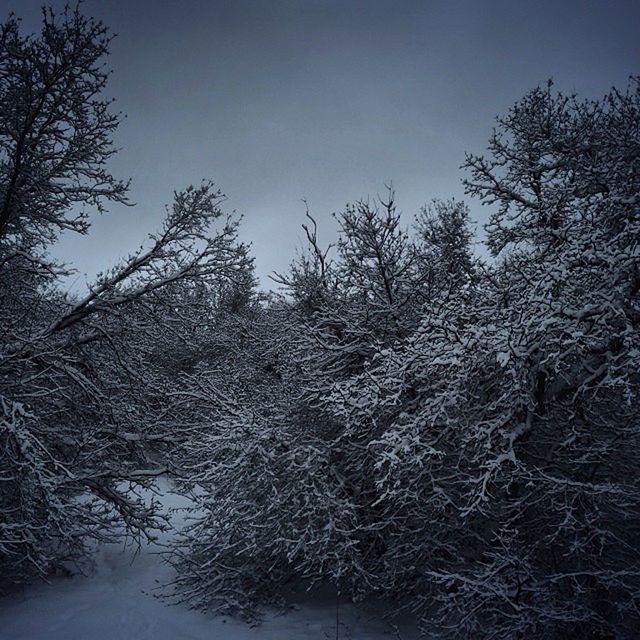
[4,0,639,289]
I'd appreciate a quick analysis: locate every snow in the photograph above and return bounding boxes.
[0,479,419,640]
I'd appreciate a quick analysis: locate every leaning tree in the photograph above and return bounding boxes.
[0,6,250,587]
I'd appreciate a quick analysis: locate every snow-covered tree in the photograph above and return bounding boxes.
[0,6,249,589]
[414,198,476,299]
[334,79,640,638]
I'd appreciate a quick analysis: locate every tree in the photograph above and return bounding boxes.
[450,79,640,638]
[0,6,127,250]
[414,198,476,298]
[0,6,250,588]
[338,79,640,638]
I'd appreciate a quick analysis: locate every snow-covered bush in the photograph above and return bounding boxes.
[162,298,359,616]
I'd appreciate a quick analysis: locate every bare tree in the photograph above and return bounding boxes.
[0,5,127,249]
[0,7,250,588]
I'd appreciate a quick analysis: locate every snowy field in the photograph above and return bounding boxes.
[0,480,419,640]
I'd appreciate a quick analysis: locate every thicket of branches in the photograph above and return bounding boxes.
[1,6,638,640]
[169,81,640,639]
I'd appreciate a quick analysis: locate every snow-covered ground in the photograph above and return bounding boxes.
[0,480,419,640]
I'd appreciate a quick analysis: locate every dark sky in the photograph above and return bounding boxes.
[4,0,639,289]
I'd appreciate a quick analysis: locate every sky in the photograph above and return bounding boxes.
[3,0,639,290]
